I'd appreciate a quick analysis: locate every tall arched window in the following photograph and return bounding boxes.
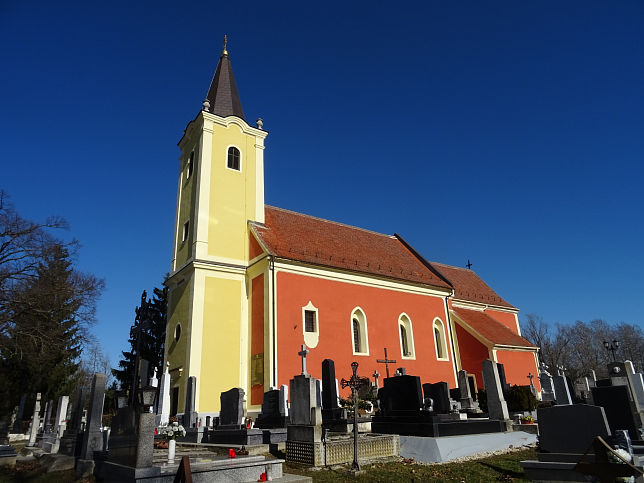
[433,318,448,361]
[227,146,240,170]
[350,308,369,355]
[353,319,361,353]
[398,313,415,359]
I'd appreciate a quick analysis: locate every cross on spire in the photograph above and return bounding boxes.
[376,348,397,379]
[466,259,472,269]
[222,34,228,55]
[298,344,309,375]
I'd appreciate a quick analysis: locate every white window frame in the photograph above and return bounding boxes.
[350,307,369,356]
[226,145,242,172]
[186,150,194,180]
[433,317,449,361]
[398,313,416,360]
[302,301,319,348]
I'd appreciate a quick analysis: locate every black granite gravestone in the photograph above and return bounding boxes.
[219,388,245,428]
[538,404,611,454]
[592,385,641,440]
[497,363,510,396]
[208,388,263,445]
[423,382,451,413]
[321,359,347,429]
[255,390,287,428]
[184,376,197,428]
[379,375,423,416]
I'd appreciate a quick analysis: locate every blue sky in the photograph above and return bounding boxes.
[2,1,643,366]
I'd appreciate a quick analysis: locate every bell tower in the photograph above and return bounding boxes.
[165,37,268,415]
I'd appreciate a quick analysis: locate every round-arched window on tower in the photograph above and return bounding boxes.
[227,146,240,170]
[175,324,181,342]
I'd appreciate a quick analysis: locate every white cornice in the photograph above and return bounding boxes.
[451,298,519,314]
[273,258,451,298]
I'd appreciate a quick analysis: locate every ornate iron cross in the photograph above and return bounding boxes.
[341,362,370,472]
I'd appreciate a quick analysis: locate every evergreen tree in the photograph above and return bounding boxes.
[113,284,167,392]
[0,244,103,404]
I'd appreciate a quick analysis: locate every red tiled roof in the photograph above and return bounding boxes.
[251,206,452,290]
[432,262,515,309]
[453,308,536,348]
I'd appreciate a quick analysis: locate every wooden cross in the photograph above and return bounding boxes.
[298,344,309,375]
[376,348,397,378]
[372,370,380,390]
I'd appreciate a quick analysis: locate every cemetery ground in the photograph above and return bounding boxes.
[282,446,537,482]
[0,440,535,482]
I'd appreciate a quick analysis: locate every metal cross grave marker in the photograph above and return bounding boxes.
[527,372,534,387]
[341,362,370,472]
[376,348,397,379]
[372,370,380,390]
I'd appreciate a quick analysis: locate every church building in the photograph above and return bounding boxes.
[164,43,540,416]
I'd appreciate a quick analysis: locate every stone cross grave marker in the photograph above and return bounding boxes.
[376,348,397,378]
[372,370,380,390]
[298,344,309,375]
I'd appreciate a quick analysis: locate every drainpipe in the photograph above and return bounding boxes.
[443,293,459,384]
[270,255,277,387]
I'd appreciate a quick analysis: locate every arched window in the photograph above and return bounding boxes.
[227,146,240,170]
[433,318,449,361]
[350,308,369,355]
[398,313,415,359]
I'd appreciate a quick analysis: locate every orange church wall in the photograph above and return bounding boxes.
[496,350,541,392]
[454,323,489,389]
[249,233,264,260]
[485,309,519,333]
[251,274,264,405]
[275,271,455,397]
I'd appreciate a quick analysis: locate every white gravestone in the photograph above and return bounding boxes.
[157,362,171,426]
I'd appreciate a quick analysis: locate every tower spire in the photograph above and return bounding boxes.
[203,35,244,119]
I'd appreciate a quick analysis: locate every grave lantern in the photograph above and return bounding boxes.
[136,386,157,411]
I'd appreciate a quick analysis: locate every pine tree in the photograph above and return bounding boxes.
[112,284,167,392]
[1,244,102,403]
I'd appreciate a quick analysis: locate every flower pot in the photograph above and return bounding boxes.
[168,439,176,463]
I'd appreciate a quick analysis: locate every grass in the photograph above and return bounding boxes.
[284,447,538,482]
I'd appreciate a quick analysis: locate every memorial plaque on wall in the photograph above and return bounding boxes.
[251,353,264,386]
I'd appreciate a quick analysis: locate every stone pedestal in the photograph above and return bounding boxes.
[482,360,509,420]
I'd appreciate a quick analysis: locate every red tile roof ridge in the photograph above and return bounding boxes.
[431,261,474,272]
[262,205,398,239]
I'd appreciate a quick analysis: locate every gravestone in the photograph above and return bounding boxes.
[457,370,478,411]
[482,360,509,420]
[423,382,451,413]
[315,379,323,408]
[42,395,69,453]
[27,393,41,447]
[219,388,245,427]
[12,394,27,433]
[184,376,196,428]
[255,389,287,428]
[287,373,322,446]
[43,399,54,434]
[592,384,641,440]
[552,375,572,405]
[279,384,289,417]
[468,375,478,402]
[537,404,611,453]
[79,373,106,461]
[539,364,556,402]
[321,359,347,429]
[625,360,644,414]
[59,389,85,456]
[496,363,510,396]
[207,388,262,445]
[157,362,171,426]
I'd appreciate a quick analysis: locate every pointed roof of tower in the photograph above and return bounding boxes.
[204,36,245,120]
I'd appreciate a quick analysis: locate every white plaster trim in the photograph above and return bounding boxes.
[186,270,201,410]
[273,259,451,298]
[255,137,265,224]
[451,299,519,314]
[433,318,450,361]
[171,159,183,272]
[398,313,416,360]
[195,121,212,260]
[202,112,269,138]
[350,307,370,356]
[514,313,522,336]
[302,301,319,349]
